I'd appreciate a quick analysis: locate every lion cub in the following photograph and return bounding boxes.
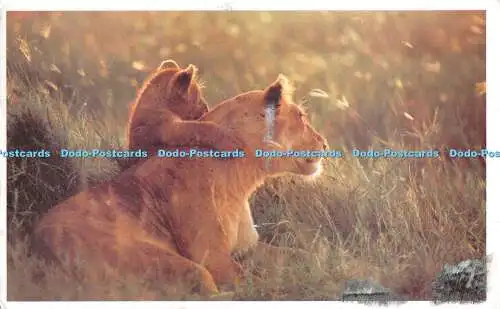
[122,60,243,169]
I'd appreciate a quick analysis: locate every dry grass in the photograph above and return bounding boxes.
[6,11,486,301]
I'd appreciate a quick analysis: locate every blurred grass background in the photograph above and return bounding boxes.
[6,11,486,301]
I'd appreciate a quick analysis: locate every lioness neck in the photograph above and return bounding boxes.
[220,153,286,199]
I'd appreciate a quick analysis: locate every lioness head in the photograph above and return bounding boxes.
[138,60,209,120]
[201,74,328,177]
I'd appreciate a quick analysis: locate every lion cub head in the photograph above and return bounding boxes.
[201,74,328,177]
[137,59,209,120]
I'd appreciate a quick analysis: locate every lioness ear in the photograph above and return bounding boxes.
[158,59,180,70]
[170,64,197,93]
[264,74,290,109]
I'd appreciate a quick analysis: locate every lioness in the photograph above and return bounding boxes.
[33,74,328,297]
[122,59,243,169]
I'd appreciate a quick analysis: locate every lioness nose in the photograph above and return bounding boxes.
[322,142,328,150]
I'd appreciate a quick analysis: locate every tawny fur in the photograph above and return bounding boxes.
[122,60,243,170]
[33,74,328,296]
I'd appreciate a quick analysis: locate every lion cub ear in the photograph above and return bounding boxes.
[169,64,197,93]
[158,59,180,70]
[264,74,291,109]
